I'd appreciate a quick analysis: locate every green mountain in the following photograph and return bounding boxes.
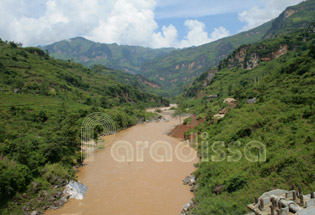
[141,0,315,96]
[140,21,272,96]
[179,29,315,214]
[90,65,168,97]
[40,1,314,97]
[263,0,315,39]
[0,40,168,214]
[40,37,175,74]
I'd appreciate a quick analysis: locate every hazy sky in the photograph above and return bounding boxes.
[0,0,304,48]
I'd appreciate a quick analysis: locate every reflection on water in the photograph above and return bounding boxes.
[46,106,196,215]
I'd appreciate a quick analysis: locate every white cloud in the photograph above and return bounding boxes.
[155,0,265,19]
[152,25,178,48]
[0,0,114,46]
[179,20,230,48]
[238,0,305,31]
[0,0,229,48]
[87,0,158,47]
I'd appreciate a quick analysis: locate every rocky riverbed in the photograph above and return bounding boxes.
[22,180,87,215]
[181,174,197,215]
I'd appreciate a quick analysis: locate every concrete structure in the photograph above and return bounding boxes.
[246,189,315,215]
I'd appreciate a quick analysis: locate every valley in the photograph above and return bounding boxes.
[0,0,315,215]
[45,106,197,215]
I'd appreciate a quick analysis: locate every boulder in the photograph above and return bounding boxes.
[61,196,68,203]
[183,175,196,185]
[64,181,87,200]
[56,199,65,207]
[55,191,62,198]
[190,185,195,192]
[247,97,257,104]
[182,200,194,213]
[183,202,192,211]
[31,182,41,193]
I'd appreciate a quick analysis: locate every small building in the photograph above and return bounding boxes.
[247,97,257,104]
[223,98,238,107]
[246,189,315,215]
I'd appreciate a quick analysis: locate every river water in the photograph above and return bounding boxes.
[46,107,197,215]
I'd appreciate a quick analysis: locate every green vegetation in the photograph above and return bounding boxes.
[1,1,314,214]
[0,39,169,214]
[141,0,315,96]
[91,64,169,97]
[39,1,315,98]
[264,0,315,38]
[140,21,273,96]
[180,30,315,214]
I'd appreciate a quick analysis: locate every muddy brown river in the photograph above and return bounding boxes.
[46,107,197,215]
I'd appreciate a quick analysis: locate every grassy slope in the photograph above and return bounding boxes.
[181,31,315,214]
[0,40,168,214]
[0,41,169,108]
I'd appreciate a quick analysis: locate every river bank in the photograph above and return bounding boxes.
[45,105,197,215]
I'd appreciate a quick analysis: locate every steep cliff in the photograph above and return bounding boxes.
[264,0,315,38]
[219,43,289,70]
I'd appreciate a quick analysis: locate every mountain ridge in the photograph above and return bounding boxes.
[40,0,315,98]
[40,37,175,74]
[140,21,273,96]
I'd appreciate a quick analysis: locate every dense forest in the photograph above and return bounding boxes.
[178,30,315,214]
[0,40,169,214]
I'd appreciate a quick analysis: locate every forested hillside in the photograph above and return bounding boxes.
[40,1,315,97]
[141,0,315,96]
[179,30,315,214]
[0,40,169,214]
[91,65,168,97]
[140,21,272,96]
[263,0,315,38]
[1,1,315,214]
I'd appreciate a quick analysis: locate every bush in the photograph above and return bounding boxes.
[40,163,72,185]
[0,162,31,200]
[226,173,247,193]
